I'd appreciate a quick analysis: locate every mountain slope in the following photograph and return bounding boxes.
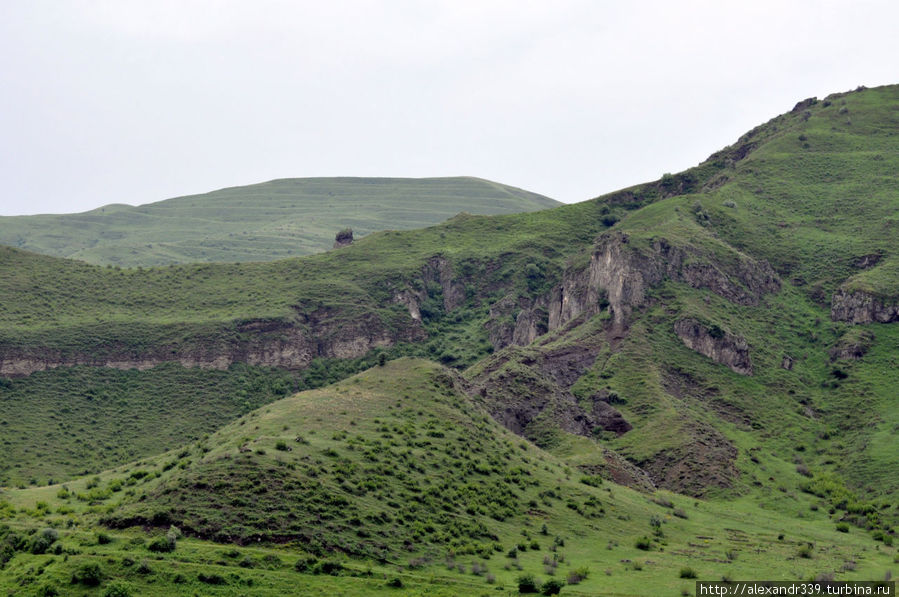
[1,359,892,596]
[0,176,559,266]
[0,86,899,584]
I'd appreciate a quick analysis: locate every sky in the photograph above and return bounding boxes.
[1,1,898,216]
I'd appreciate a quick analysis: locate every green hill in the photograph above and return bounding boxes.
[0,176,559,266]
[1,360,892,596]
[1,85,898,595]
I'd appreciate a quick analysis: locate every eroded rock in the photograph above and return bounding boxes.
[673,318,752,375]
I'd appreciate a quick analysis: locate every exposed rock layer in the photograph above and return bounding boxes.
[673,318,753,375]
[831,288,899,323]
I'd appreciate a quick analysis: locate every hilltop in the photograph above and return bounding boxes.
[0,176,559,266]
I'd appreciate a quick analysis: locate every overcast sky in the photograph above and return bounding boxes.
[1,1,897,215]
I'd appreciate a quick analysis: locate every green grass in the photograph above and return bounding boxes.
[0,177,560,266]
[2,84,899,596]
[0,360,895,596]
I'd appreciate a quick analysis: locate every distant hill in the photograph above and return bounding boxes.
[0,176,559,266]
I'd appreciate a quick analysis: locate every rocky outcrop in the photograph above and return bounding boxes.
[484,294,550,351]
[831,288,899,323]
[391,255,467,322]
[829,330,875,361]
[673,318,752,375]
[548,232,780,329]
[0,312,426,378]
[468,329,630,443]
[333,228,354,248]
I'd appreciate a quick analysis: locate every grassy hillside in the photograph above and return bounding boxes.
[0,177,560,266]
[1,85,898,595]
[0,360,894,596]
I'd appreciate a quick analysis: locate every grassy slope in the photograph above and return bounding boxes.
[0,177,560,266]
[1,360,894,596]
[1,85,898,595]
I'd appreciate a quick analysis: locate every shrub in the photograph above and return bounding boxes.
[635,536,652,550]
[541,579,565,595]
[313,560,343,575]
[797,544,813,559]
[97,532,112,545]
[73,562,103,586]
[136,560,152,574]
[29,528,58,554]
[679,567,697,579]
[275,441,289,451]
[386,577,404,588]
[517,573,541,593]
[101,580,133,597]
[147,535,175,553]
[836,523,849,533]
[567,567,589,584]
[295,556,318,572]
[198,572,226,585]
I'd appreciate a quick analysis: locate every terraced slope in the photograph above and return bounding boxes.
[0,177,560,266]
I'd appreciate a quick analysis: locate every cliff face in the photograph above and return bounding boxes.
[0,312,425,377]
[831,288,899,323]
[543,232,780,330]
[673,318,752,375]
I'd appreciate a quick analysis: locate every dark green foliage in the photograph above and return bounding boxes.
[541,578,565,595]
[294,556,319,572]
[147,530,178,553]
[679,567,697,579]
[73,562,103,586]
[517,573,540,593]
[101,580,132,597]
[28,528,58,554]
[198,572,226,585]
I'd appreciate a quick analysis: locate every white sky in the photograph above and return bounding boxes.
[1,0,897,215]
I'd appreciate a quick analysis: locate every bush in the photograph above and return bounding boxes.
[147,535,175,553]
[541,579,565,595]
[102,580,133,597]
[74,562,103,586]
[679,567,697,579]
[836,523,849,533]
[635,536,652,550]
[517,573,541,593]
[198,572,226,585]
[29,528,59,554]
[97,532,112,545]
[386,577,404,588]
[567,566,589,584]
[36,585,59,597]
[313,560,343,576]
